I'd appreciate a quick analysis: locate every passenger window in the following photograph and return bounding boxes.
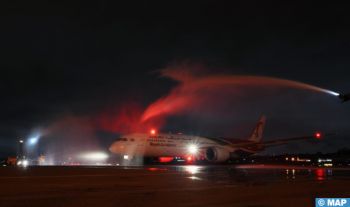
[130,138,135,142]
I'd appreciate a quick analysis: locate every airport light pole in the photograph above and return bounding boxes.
[18,139,24,160]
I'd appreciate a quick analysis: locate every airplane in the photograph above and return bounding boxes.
[338,93,350,103]
[109,116,325,163]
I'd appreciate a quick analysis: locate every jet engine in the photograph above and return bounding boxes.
[204,147,230,163]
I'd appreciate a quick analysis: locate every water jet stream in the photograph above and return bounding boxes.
[141,71,339,122]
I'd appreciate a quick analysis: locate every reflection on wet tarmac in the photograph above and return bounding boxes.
[146,164,350,185]
[187,176,201,180]
[183,166,202,174]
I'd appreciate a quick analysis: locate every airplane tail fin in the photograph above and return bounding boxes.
[248,116,266,142]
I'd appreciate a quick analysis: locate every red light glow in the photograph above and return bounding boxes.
[159,157,174,163]
[95,102,165,134]
[148,167,168,171]
[315,168,325,181]
[315,132,322,139]
[150,129,157,135]
[186,155,194,162]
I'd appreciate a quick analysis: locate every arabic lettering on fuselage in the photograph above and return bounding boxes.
[147,135,192,147]
[148,135,192,141]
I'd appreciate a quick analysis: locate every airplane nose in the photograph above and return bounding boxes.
[109,142,119,153]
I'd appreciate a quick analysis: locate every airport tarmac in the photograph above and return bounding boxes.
[0,165,349,207]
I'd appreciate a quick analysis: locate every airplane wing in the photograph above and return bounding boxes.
[228,132,332,148]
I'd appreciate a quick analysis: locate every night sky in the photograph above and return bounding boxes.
[1,2,349,158]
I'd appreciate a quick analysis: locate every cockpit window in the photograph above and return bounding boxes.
[120,138,128,141]
[130,138,135,142]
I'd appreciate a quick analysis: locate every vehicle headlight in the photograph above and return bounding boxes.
[22,160,28,167]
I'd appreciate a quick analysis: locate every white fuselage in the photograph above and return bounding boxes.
[109,133,235,159]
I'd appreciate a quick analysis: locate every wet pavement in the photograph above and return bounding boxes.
[0,164,349,207]
[124,164,350,183]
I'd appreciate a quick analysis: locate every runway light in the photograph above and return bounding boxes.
[187,144,198,154]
